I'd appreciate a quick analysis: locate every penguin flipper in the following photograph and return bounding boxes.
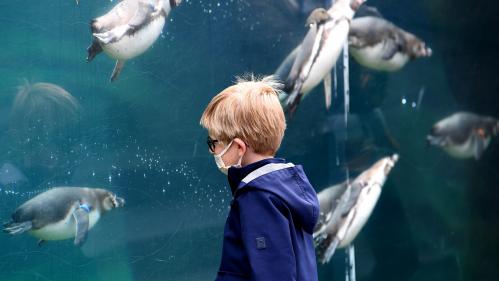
[73,208,89,246]
[472,134,486,160]
[110,60,126,82]
[86,39,102,62]
[381,39,401,60]
[128,1,157,32]
[94,24,130,44]
[323,71,332,110]
[3,221,32,235]
[286,25,318,87]
[341,181,366,216]
[274,45,300,82]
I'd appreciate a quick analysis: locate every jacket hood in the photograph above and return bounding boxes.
[228,158,319,234]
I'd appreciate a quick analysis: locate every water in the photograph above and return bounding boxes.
[1,0,498,280]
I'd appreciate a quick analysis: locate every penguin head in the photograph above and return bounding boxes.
[306,8,331,27]
[101,191,125,211]
[476,117,499,138]
[359,154,398,188]
[350,0,367,11]
[407,35,432,59]
[376,154,398,178]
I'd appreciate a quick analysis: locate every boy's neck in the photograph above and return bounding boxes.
[241,152,274,167]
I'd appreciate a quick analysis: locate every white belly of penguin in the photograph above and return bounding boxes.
[351,44,409,72]
[30,210,101,241]
[102,16,165,60]
[301,21,350,96]
[338,184,382,247]
[444,137,490,159]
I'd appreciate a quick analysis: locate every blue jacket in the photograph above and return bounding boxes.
[216,158,319,281]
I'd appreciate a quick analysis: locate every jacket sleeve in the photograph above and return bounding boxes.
[237,190,297,281]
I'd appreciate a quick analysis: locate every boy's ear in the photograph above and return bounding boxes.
[233,138,247,156]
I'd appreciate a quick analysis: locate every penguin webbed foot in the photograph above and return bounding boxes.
[314,235,340,264]
[110,60,126,82]
[73,207,90,246]
[3,221,32,235]
[320,237,340,264]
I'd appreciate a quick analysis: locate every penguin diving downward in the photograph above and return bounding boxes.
[280,0,365,114]
[3,187,125,246]
[349,16,432,72]
[427,112,499,160]
[87,0,182,82]
[313,154,398,264]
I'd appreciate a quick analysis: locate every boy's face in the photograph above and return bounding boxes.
[208,135,246,168]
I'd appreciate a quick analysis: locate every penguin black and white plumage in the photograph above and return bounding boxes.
[87,0,182,82]
[313,154,398,264]
[348,16,432,72]
[3,187,125,246]
[427,112,499,160]
[280,0,365,114]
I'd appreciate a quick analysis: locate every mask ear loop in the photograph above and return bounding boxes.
[234,140,249,168]
[215,140,234,157]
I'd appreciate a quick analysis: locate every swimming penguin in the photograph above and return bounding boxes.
[313,154,399,264]
[87,0,182,82]
[427,112,499,160]
[3,187,125,246]
[281,0,365,114]
[348,16,432,72]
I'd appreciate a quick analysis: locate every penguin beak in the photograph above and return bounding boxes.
[426,135,443,147]
[115,197,125,208]
[113,195,125,208]
[425,47,433,57]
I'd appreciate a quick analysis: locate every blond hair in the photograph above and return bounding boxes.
[200,75,286,155]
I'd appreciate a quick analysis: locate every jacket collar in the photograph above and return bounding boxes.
[227,158,285,195]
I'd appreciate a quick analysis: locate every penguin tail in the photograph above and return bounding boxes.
[284,94,302,118]
[283,84,303,117]
[86,39,102,63]
[3,221,32,235]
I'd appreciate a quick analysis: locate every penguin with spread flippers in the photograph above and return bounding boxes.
[348,15,432,72]
[87,0,182,81]
[3,187,125,246]
[427,112,499,160]
[314,154,398,264]
[280,0,365,114]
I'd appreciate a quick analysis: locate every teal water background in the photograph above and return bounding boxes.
[1,0,498,280]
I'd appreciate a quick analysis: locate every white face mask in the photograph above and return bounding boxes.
[213,140,243,175]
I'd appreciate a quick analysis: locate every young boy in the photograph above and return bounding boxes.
[200,76,319,281]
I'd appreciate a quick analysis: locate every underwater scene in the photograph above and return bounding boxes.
[0,0,498,280]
